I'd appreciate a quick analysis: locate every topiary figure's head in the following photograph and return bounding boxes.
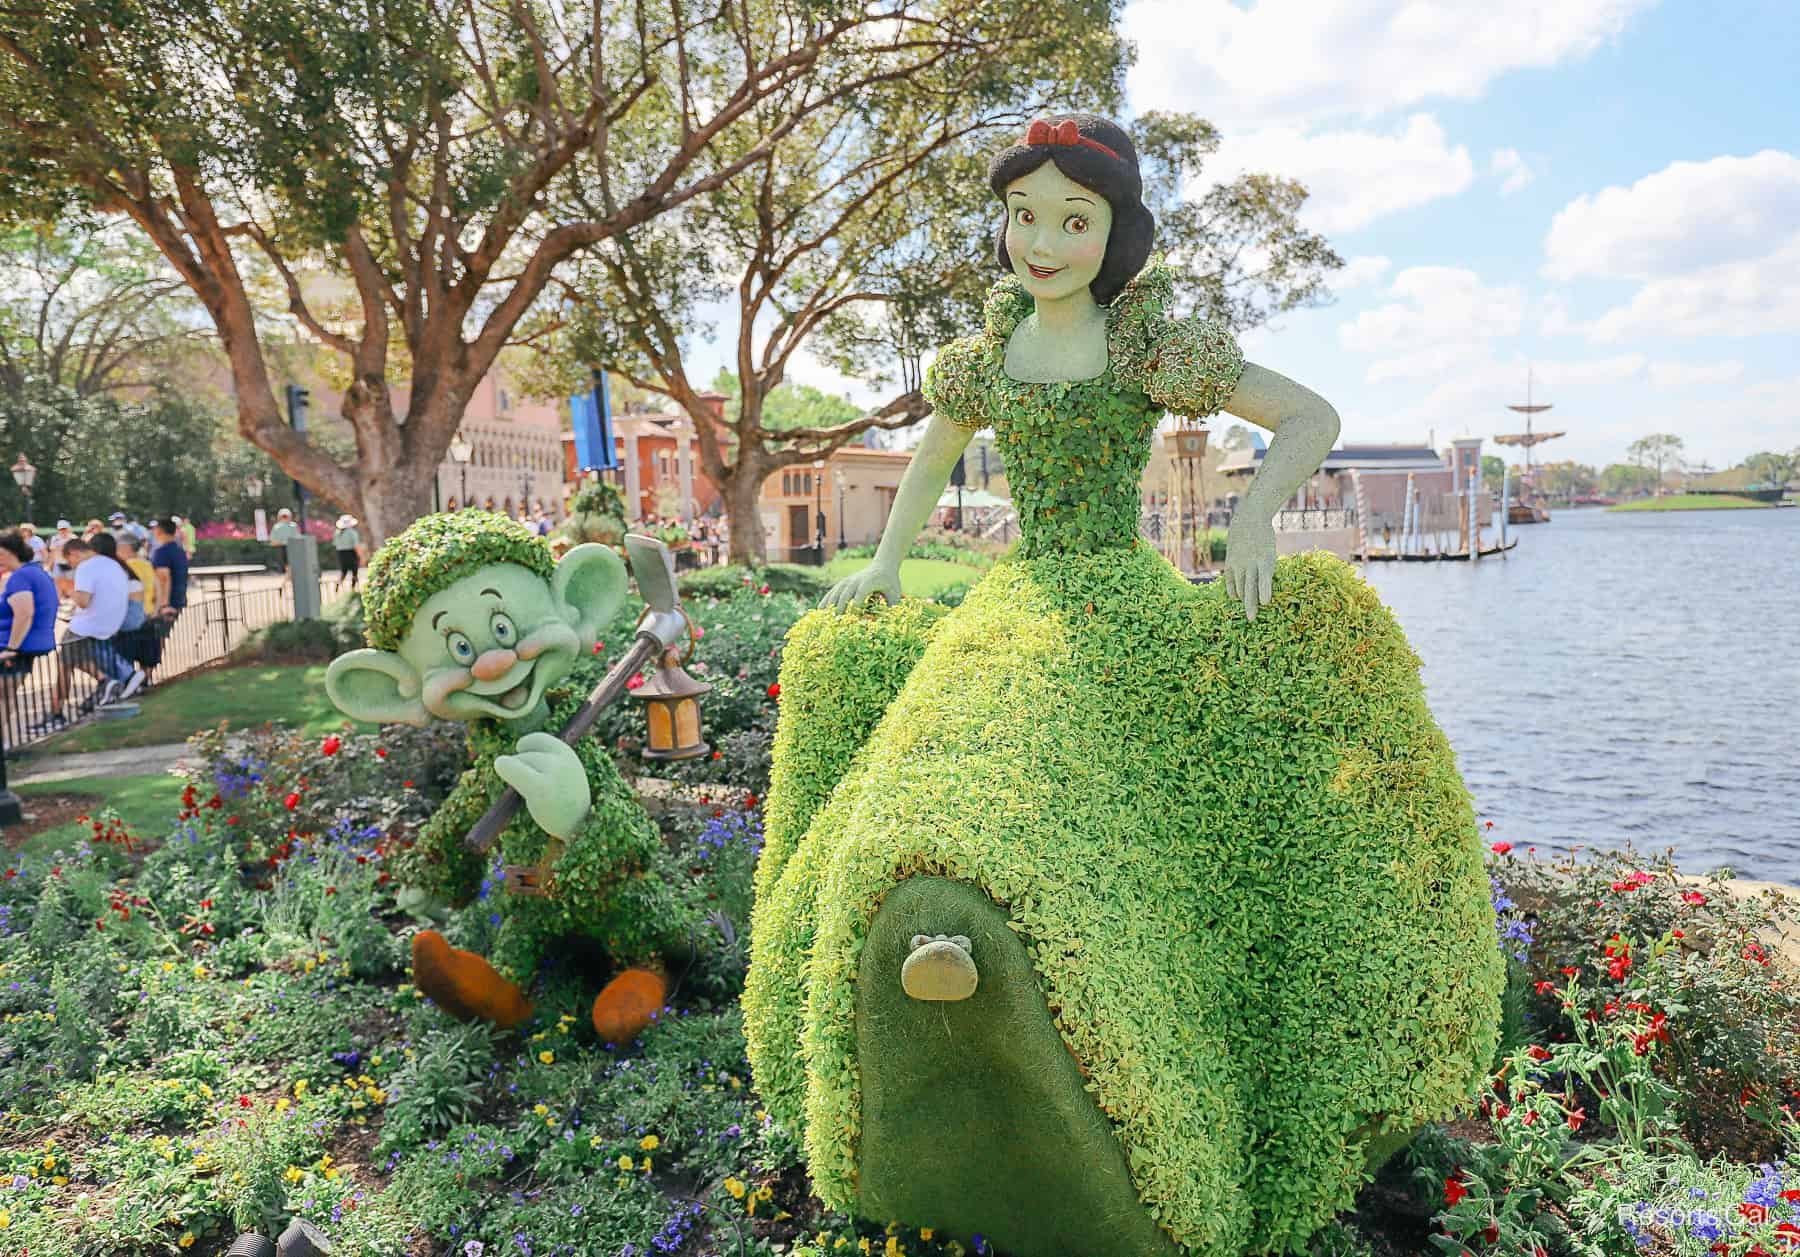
[325,511,626,727]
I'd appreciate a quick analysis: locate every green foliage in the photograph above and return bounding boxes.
[675,562,836,603]
[376,1022,501,1155]
[361,510,557,651]
[925,262,1243,558]
[746,551,1504,1255]
[1608,493,1773,512]
[562,478,628,547]
[0,371,222,524]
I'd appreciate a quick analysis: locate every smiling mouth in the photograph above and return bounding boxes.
[467,664,538,713]
[1026,264,1064,279]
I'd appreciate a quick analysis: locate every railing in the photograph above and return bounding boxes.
[0,581,294,756]
[1274,507,1358,532]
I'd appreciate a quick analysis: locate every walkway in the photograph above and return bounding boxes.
[9,741,191,786]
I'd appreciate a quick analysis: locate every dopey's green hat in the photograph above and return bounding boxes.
[361,511,556,652]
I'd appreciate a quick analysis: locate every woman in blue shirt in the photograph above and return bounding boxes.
[0,527,59,672]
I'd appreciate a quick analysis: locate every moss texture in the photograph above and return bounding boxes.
[743,547,1503,1256]
[361,511,556,652]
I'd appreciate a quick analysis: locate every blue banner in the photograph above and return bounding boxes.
[570,371,619,470]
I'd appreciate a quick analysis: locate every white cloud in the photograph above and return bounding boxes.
[1489,148,1535,195]
[1587,236,1800,341]
[1205,114,1474,233]
[1647,360,1746,390]
[1335,256,1393,290]
[1340,266,1526,379]
[1123,0,1653,130]
[1543,150,1800,281]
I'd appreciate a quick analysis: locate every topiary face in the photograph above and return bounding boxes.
[1002,162,1114,306]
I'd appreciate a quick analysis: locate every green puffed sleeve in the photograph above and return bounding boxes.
[1145,315,1245,419]
[922,335,991,432]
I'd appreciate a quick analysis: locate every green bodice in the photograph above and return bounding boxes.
[922,262,1245,561]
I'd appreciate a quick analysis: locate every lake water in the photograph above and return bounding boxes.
[1359,505,1800,885]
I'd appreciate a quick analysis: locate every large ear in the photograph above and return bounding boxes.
[324,649,430,727]
[551,543,627,644]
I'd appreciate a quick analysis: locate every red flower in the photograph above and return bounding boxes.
[284,792,301,810]
[325,886,336,896]
[402,779,414,789]
[1481,1224,1499,1245]
[1533,980,1556,995]
[1782,1190,1800,1204]
[1741,1203,1770,1225]
[1566,1106,1585,1132]
[711,750,722,760]
[320,736,341,756]
[1773,1223,1800,1250]
[1682,890,1707,905]
[1520,1110,1539,1126]
[626,673,645,690]
[766,682,781,700]
[1672,929,1684,939]
[1443,1177,1469,1206]
[1745,943,1770,967]
[1483,820,1495,830]
[375,748,387,759]
[1527,1045,1553,1062]
[1490,842,1513,855]
[758,583,770,595]
[1560,966,1579,977]
[743,794,758,808]
[591,642,604,654]
[238,1095,252,1109]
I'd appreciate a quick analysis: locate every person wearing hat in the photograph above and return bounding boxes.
[49,520,75,585]
[268,506,298,572]
[108,510,133,551]
[332,514,363,590]
[17,522,46,568]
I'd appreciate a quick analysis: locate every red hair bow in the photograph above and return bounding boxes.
[1023,117,1121,162]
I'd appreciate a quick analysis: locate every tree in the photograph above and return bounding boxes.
[0,219,213,398]
[1481,455,1507,499]
[1220,424,1254,450]
[537,91,1341,562]
[1743,450,1797,487]
[1626,433,1685,490]
[0,371,220,523]
[1,0,1022,543]
[1535,461,1596,501]
[1600,462,1658,498]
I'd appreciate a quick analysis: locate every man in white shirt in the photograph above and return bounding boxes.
[34,534,131,732]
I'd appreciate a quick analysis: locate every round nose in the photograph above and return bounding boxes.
[470,648,518,682]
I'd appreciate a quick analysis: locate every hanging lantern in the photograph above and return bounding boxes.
[1173,422,1209,462]
[630,607,712,761]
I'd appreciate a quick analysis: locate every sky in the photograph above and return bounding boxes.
[688,0,1800,471]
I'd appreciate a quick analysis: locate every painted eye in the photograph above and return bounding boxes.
[490,612,517,647]
[1064,214,1089,235]
[1013,207,1035,227]
[446,632,475,664]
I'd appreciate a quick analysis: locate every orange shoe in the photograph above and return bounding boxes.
[411,930,534,1029]
[591,967,668,1044]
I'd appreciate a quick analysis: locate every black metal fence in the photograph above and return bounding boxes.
[0,581,294,756]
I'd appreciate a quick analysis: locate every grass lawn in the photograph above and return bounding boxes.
[1608,493,1775,512]
[11,772,186,861]
[26,663,371,757]
[821,555,988,598]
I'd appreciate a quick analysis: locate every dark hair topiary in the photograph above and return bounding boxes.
[987,114,1155,306]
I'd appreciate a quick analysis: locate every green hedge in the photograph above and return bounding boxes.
[193,537,280,566]
[674,563,834,603]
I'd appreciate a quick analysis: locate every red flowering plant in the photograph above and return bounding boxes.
[1493,842,1800,1162]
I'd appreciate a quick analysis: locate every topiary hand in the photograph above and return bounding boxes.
[821,562,901,614]
[1223,514,1276,621]
[494,731,592,839]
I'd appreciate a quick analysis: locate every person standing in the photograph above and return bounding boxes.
[17,522,46,567]
[115,536,158,692]
[176,514,197,556]
[151,518,189,626]
[332,514,362,591]
[49,519,75,576]
[269,507,298,572]
[0,529,60,733]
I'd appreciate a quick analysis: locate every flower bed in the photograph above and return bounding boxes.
[2,716,1796,1257]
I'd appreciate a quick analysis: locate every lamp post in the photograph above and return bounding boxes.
[837,476,850,550]
[10,453,36,524]
[520,472,532,519]
[812,459,825,563]
[449,431,473,508]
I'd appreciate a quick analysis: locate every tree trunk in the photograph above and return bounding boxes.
[359,458,436,549]
[724,462,769,567]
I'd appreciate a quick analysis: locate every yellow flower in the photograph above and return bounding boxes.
[533,1103,548,1116]
[639,1134,659,1151]
[886,1238,901,1257]
[162,962,174,972]
[192,965,206,979]
[293,1080,308,1097]
[52,1175,68,1185]
[859,1240,872,1255]
[41,1155,55,1169]
[538,1051,554,1065]
[589,1136,601,1149]
[198,1084,214,1099]
[0,1209,9,1229]
[724,1177,746,1200]
[179,1234,196,1248]
[920,1230,934,1241]
[617,1155,635,1171]
[370,1055,381,1066]
[275,1098,290,1114]
[641,1158,653,1173]
[285,1167,304,1182]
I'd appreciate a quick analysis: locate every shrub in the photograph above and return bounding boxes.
[675,562,834,603]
